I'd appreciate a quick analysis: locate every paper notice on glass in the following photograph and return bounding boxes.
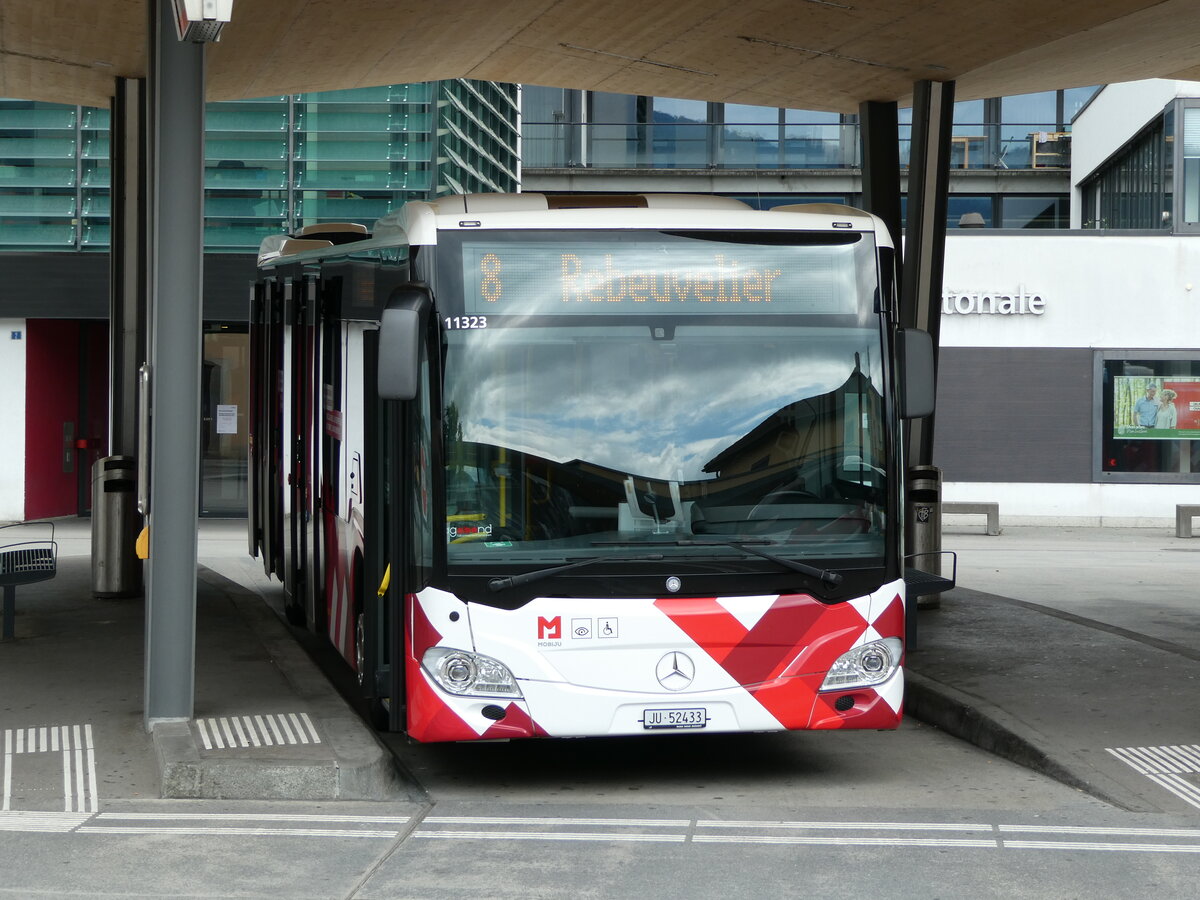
[216,404,238,434]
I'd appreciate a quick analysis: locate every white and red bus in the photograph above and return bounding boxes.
[248,193,945,741]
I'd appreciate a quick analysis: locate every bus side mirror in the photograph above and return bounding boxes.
[378,286,432,401]
[899,328,935,419]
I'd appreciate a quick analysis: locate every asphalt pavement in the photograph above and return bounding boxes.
[1,516,1198,817]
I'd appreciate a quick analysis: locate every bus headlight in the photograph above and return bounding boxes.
[422,647,522,698]
[819,638,902,691]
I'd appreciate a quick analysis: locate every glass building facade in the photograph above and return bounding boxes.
[0,79,518,253]
[524,86,1098,171]
[0,79,518,518]
[523,85,1099,229]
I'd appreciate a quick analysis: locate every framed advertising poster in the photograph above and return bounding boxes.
[1112,376,1200,440]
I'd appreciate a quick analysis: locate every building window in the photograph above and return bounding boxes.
[1080,116,1167,230]
[722,104,781,168]
[1182,105,1200,226]
[999,195,1068,229]
[1097,354,1200,482]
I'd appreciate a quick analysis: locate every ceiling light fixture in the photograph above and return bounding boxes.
[559,43,716,77]
[738,35,907,71]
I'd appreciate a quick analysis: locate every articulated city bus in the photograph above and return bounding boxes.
[248,193,944,740]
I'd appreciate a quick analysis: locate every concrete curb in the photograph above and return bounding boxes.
[904,669,1156,813]
[149,568,409,801]
[154,718,400,800]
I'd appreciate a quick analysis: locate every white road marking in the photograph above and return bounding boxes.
[289,713,309,744]
[84,724,97,814]
[999,824,1200,837]
[299,713,320,742]
[193,713,323,750]
[97,812,412,823]
[71,725,84,813]
[241,716,261,748]
[1,730,11,812]
[0,725,100,814]
[424,816,690,827]
[60,727,71,813]
[416,830,688,843]
[230,717,249,748]
[0,812,93,832]
[696,820,993,831]
[277,714,297,744]
[76,826,400,838]
[1005,840,1200,853]
[0,809,1195,854]
[1107,743,1200,810]
[197,719,213,750]
[692,835,997,848]
[1146,773,1200,809]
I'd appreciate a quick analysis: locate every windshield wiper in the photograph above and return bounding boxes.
[487,554,666,592]
[594,539,844,588]
[716,541,844,587]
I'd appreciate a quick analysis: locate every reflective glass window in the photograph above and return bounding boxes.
[1101,357,1200,479]
[1000,195,1068,229]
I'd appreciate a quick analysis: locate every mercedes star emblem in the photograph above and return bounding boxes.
[656,651,695,691]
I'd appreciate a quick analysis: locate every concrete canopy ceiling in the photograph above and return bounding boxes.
[3,0,1200,110]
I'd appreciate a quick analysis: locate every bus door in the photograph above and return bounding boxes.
[317,273,344,636]
[371,294,436,732]
[247,281,264,559]
[249,276,284,579]
[282,276,314,624]
[362,324,421,731]
[361,329,386,714]
[264,277,286,580]
[304,275,326,632]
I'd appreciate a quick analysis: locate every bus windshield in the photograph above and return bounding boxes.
[435,229,888,572]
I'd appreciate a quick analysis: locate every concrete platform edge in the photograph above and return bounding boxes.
[149,568,405,801]
[904,670,1156,813]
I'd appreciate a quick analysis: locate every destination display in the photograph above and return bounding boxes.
[460,240,860,316]
[1112,376,1200,440]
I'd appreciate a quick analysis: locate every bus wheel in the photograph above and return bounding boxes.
[284,600,305,627]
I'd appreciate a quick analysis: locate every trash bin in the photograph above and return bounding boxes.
[92,456,142,598]
[905,465,942,609]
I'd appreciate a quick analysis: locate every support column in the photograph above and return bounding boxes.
[144,0,204,728]
[858,100,903,253]
[109,77,148,458]
[900,79,954,469]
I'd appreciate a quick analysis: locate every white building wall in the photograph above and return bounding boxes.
[0,321,27,522]
[941,233,1200,350]
[939,234,1200,524]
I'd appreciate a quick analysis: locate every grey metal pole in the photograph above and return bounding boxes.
[144,0,204,728]
[109,77,147,459]
[900,79,955,469]
[858,100,903,254]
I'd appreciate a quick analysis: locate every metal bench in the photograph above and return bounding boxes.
[942,501,1001,535]
[0,521,58,641]
[1177,504,1200,538]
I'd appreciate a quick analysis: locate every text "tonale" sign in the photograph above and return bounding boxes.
[942,286,1045,316]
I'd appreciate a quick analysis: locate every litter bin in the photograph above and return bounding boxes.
[905,465,942,609]
[92,456,142,598]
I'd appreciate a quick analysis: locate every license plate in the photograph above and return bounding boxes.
[642,708,708,730]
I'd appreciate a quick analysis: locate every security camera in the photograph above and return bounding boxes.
[172,0,234,43]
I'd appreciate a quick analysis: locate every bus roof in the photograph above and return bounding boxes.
[258,193,889,268]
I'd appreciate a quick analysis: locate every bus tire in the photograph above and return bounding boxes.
[284,600,305,627]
